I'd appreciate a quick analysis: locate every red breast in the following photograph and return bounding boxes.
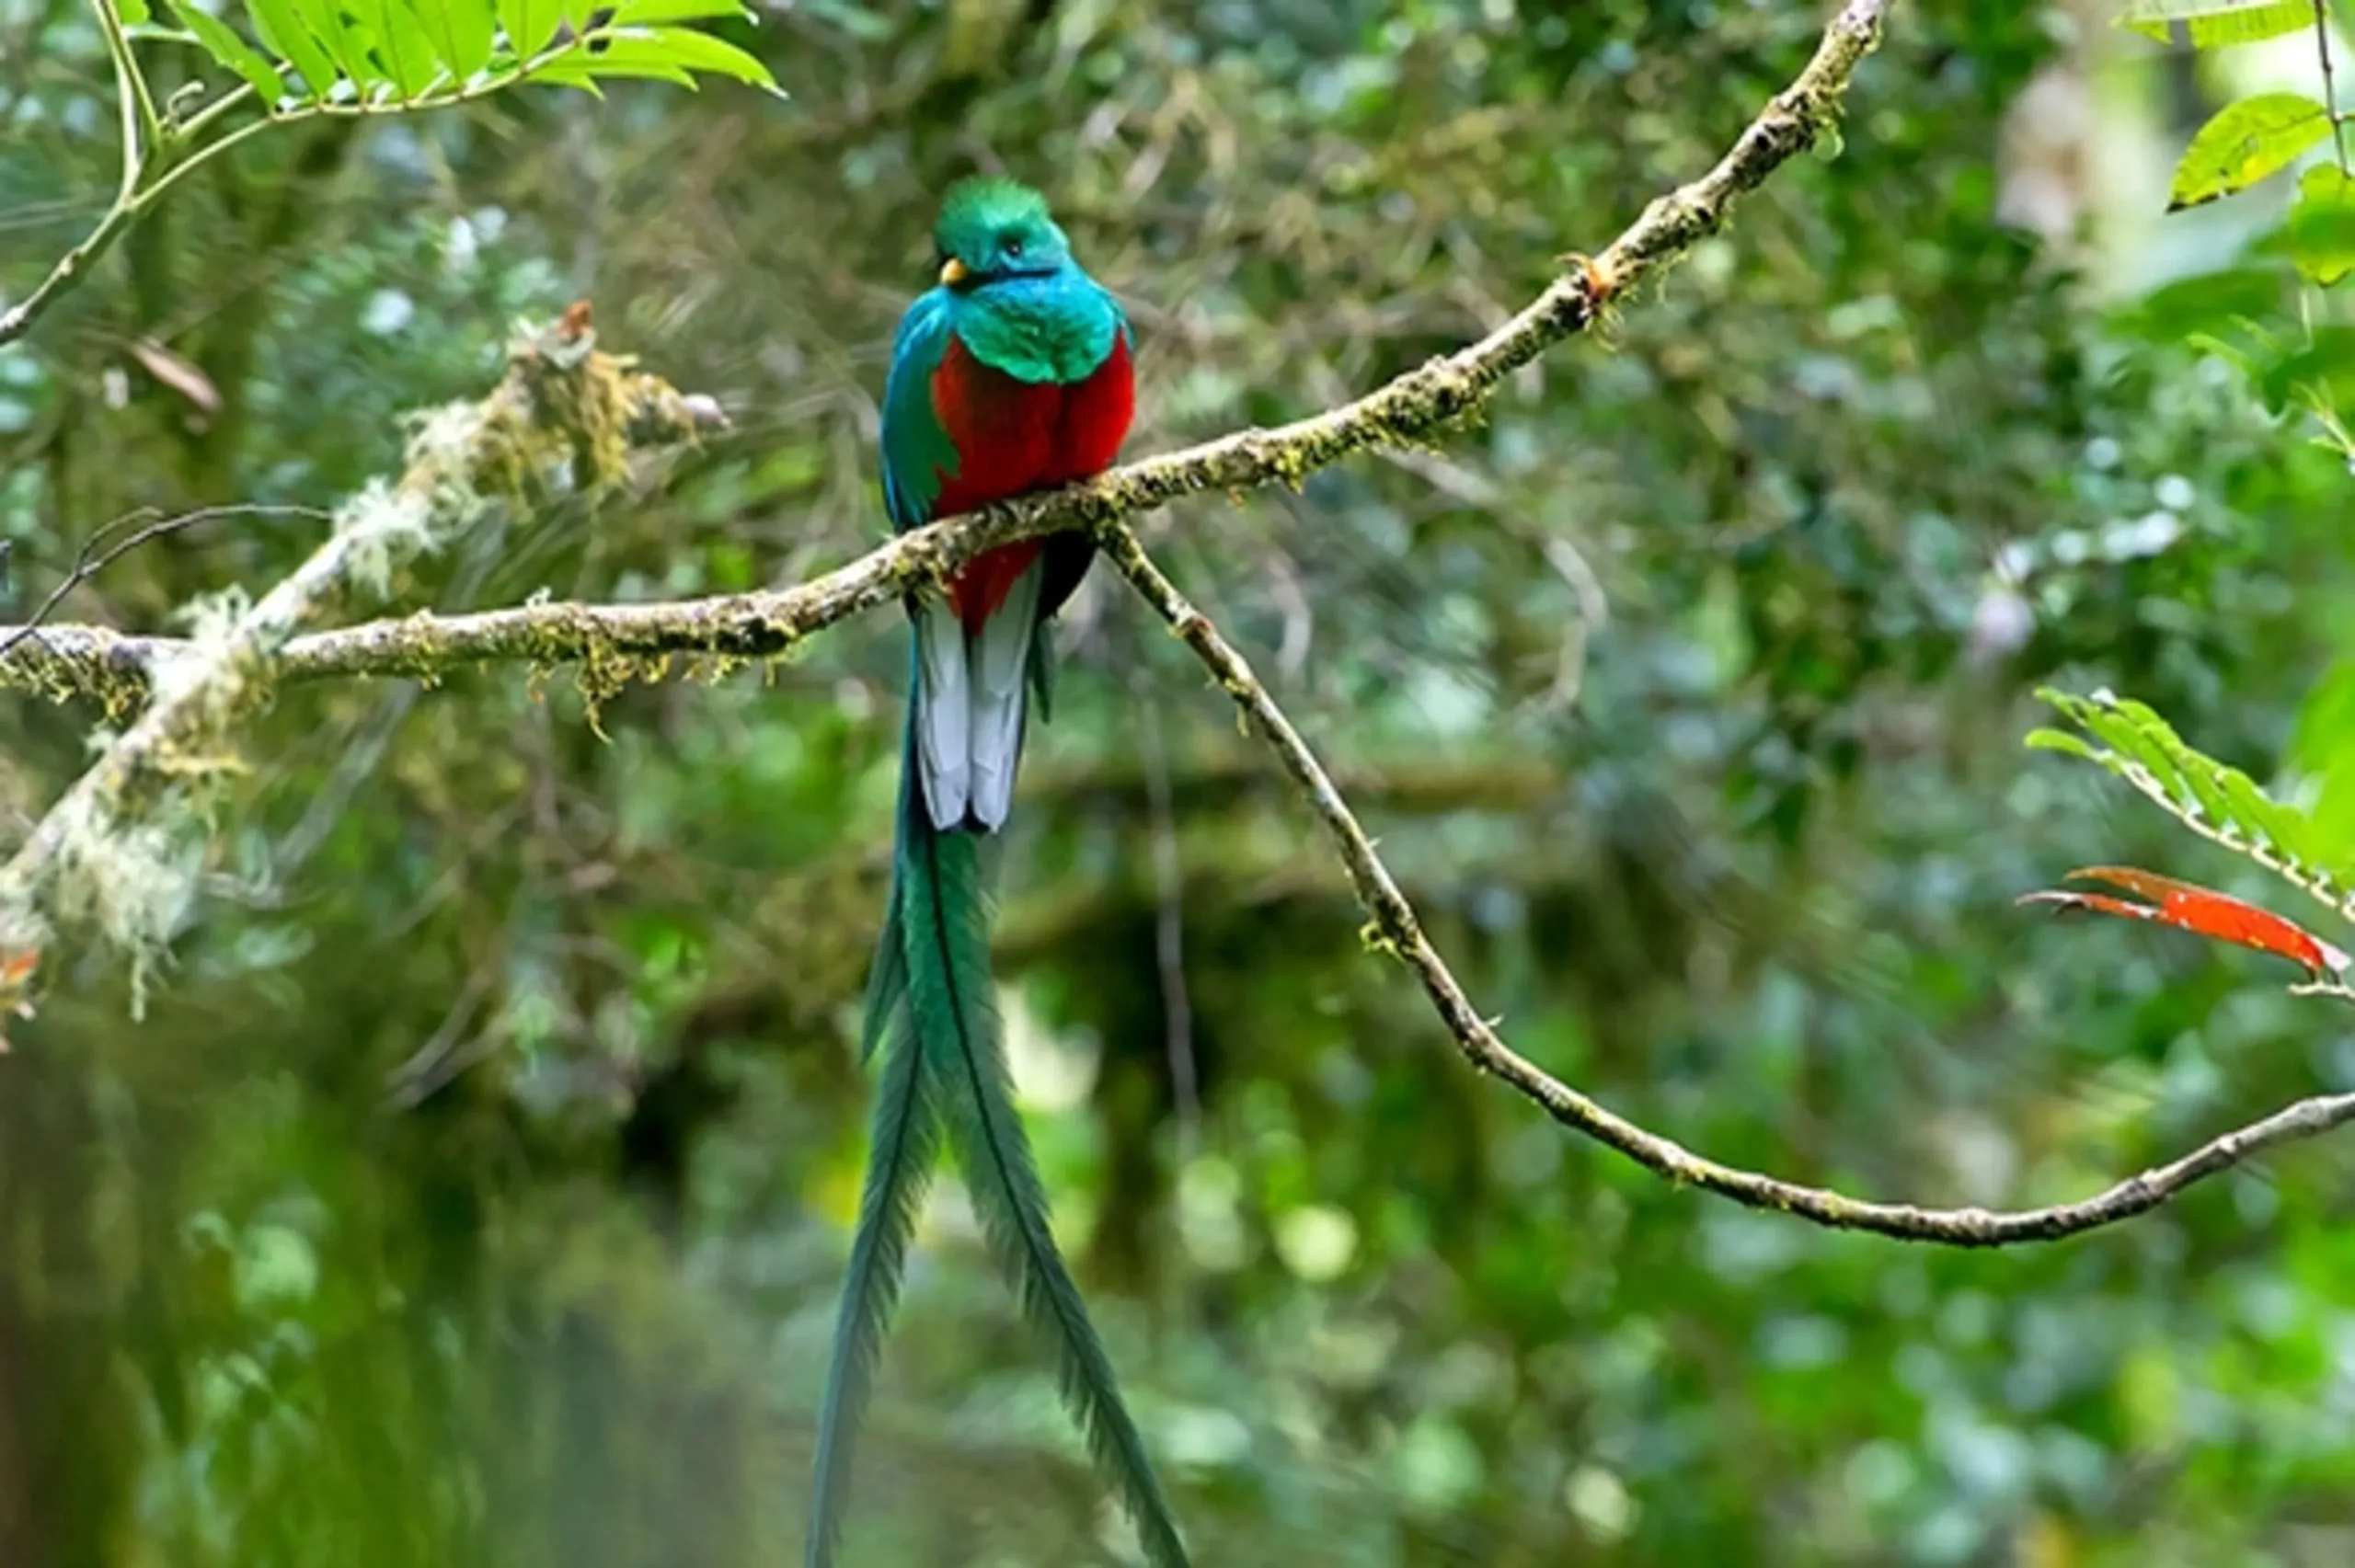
[930,333,1136,631]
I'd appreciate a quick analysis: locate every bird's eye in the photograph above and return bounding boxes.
[1003,237,1024,258]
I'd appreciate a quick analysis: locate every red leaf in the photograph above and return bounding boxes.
[2019,864,2351,979]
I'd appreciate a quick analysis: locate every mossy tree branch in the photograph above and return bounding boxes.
[2,0,1892,702]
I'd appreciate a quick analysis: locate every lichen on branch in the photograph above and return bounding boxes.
[0,311,724,997]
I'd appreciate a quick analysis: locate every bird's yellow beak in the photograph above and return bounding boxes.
[938,257,969,287]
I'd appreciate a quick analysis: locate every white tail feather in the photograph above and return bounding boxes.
[968,562,1044,831]
[915,602,971,830]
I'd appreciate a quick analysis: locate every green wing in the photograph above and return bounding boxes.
[879,289,962,532]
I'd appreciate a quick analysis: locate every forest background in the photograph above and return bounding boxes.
[6,0,2355,1563]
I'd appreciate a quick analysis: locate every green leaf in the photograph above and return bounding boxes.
[411,0,496,79]
[2181,328,2267,378]
[609,0,751,22]
[2094,709,2197,815]
[116,0,154,25]
[2299,660,2355,871]
[2026,727,2103,762]
[528,68,604,94]
[2258,324,2355,416]
[2168,738,2240,835]
[2123,0,2319,48]
[352,0,440,96]
[2114,265,2290,346]
[532,44,695,88]
[595,23,779,92]
[2286,161,2355,286]
[2226,770,2322,868]
[2169,93,2331,210]
[497,0,562,59]
[245,0,339,97]
[291,0,375,84]
[165,0,289,101]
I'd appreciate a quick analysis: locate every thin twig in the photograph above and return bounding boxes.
[92,0,158,186]
[169,80,255,146]
[2319,1,2350,175]
[0,201,142,346]
[0,504,325,666]
[383,962,499,1108]
[1099,522,2355,1246]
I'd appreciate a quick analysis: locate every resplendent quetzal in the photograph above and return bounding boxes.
[806,178,1189,1568]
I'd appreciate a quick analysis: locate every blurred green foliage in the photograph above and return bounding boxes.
[5,0,2355,1564]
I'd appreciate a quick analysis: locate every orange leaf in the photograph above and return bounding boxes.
[2019,864,2351,978]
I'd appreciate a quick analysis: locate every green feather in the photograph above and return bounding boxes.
[806,1002,942,1568]
[1027,618,1058,724]
[898,818,1191,1568]
[935,177,1052,252]
[857,709,922,1064]
[810,711,935,1567]
[857,876,906,1065]
[879,297,959,532]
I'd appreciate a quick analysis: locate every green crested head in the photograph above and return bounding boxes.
[933,177,1074,289]
[919,177,1121,383]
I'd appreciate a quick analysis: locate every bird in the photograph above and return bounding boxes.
[806,177,1189,1568]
